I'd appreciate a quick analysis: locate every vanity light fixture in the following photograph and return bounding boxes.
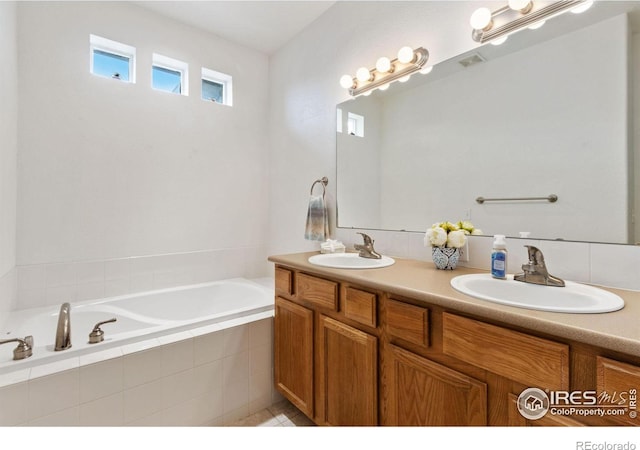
[339,46,429,97]
[470,0,594,45]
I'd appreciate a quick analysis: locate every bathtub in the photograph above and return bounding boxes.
[0,278,274,374]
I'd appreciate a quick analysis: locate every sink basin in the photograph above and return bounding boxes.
[308,253,395,269]
[450,274,624,313]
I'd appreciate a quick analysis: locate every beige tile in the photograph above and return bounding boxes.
[123,347,161,388]
[124,410,164,426]
[223,379,249,414]
[79,357,123,403]
[27,368,79,420]
[161,338,194,376]
[250,343,273,375]
[222,351,249,387]
[223,324,249,356]
[193,329,225,366]
[161,368,195,408]
[27,406,80,426]
[193,360,223,396]
[0,382,28,426]
[123,379,163,423]
[79,392,124,426]
[231,408,279,427]
[249,318,273,349]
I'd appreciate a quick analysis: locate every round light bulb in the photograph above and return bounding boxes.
[398,75,411,83]
[571,0,593,14]
[470,8,492,31]
[508,0,531,12]
[356,67,372,83]
[378,83,390,91]
[490,35,508,46]
[419,66,433,75]
[528,20,546,30]
[397,46,415,64]
[375,56,392,73]
[339,74,354,89]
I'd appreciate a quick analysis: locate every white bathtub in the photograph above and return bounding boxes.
[0,278,274,374]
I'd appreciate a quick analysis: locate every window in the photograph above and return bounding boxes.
[90,35,136,82]
[201,67,233,106]
[152,54,188,96]
[347,112,365,137]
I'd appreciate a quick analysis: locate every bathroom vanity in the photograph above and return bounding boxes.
[268,252,640,426]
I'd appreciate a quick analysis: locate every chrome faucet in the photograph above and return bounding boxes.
[0,335,33,360]
[54,302,72,351]
[514,245,565,287]
[354,232,382,259]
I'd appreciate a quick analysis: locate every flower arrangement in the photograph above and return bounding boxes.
[424,221,482,249]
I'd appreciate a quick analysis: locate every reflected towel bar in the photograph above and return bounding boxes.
[310,177,328,197]
[476,194,558,204]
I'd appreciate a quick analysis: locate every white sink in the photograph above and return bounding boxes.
[308,253,395,269]
[450,274,624,314]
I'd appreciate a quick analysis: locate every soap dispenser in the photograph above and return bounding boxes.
[491,235,507,279]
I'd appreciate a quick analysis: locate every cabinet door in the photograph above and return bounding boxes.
[274,297,314,418]
[386,344,487,426]
[318,315,378,425]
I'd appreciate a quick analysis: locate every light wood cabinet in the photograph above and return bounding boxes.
[386,343,487,425]
[274,297,314,417]
[317,315,377,425]
[272,263,640,427]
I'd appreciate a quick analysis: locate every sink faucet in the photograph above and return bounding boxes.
[354,232,382,259]
[514,245,565,287]
[54,302,72,351]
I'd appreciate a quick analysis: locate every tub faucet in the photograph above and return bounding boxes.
[0,335,33,360]
[354,232,382,259]
[514,245,565,287]
[54,302,72,351]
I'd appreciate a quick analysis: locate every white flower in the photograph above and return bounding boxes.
[447,230,467,248]
[425,227,447,247]
[471,228,483,235]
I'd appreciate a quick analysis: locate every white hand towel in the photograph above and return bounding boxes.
[304,194,329,241]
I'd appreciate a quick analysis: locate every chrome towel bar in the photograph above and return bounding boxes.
[310,177,328,197]
[476,194,558,204]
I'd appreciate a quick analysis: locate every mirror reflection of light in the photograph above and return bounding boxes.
[491,35,509,46]
[420,66,433,75]
[528,20,546,30]
[398,75,411,83]
[571,0,593,14]
[378,83,390,91]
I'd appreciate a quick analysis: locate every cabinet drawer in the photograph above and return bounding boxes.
[597,356,640,426]
[386,299,429,347]
[442,313,569,390]
[297,273,338,311]
[343,287,377,328]
[275,267,293,296]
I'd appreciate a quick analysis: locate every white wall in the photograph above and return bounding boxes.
[269,1,640,291]
[15,2,270,307]
[0,1,18,314]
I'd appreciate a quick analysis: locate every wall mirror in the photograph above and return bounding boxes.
[336,1,640,245]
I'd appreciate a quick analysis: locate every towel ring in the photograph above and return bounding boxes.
[310,177,328,197]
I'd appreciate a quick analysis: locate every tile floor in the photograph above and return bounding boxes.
[229,400,315,426]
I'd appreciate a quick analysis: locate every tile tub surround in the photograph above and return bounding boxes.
[0,316,277,426]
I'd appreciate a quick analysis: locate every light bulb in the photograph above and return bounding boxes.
[375,57,392,73]
[419,66,433,75]
[571,0,593,14]
[356,67,372,83]
[397,46,415,64]
[398,75,411,83]
[378,83,390,91]
[491,35,508,46]
[528,20,545,30]
[508,0,531,12]
[362,91,372,96]
[470,8,492,31]
[339,74,354,89]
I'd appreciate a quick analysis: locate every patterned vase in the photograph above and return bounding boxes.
[431,247,460,270]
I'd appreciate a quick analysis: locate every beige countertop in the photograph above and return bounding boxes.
[268,251,640,357]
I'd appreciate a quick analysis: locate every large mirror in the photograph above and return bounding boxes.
[337,1,640,244]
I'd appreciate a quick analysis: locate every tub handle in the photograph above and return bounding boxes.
[0,335,33,360]
[88,318,117,344]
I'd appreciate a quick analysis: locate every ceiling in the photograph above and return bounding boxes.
[134,1,337,54]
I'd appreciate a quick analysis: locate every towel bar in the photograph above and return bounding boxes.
[310,177,329,197]
[476,194,558,204]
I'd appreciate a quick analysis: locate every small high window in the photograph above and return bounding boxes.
[90,35,136,82]
[348,112,365,137]
[201,67,233,106]
[152,54,188,96]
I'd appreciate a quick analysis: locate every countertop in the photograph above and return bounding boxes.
[268,251,640,357]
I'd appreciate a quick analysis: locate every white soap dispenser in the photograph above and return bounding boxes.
[491,235,507,279]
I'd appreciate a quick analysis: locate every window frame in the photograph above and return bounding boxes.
[201,67,233,106]
[152,53,189,96]
[89,34,136,83]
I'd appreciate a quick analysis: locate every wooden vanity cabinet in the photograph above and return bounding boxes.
[272,264,640,427]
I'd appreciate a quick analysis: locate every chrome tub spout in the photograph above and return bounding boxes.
[54,302,72,351]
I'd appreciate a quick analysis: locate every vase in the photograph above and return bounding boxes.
[431,247,460,270]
